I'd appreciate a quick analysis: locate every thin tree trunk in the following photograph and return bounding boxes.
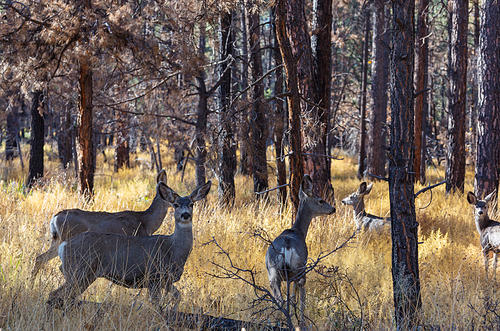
[238,0,251,176]
[414,0,429,184]
[274,0,304,219]
[114,111,130,172]
[218,10,237,208]
[474,0,500,199]
[368,0,389,178]
[389,1,421,328]
[470,0,480,166]
[248,2,268,196]
[309,0,334,199]
[357,7,370,180]
[445,0,468,193]
[27,90,44,188]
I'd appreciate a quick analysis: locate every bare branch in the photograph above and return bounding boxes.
[414,180,446,198]
[256,183,289,195]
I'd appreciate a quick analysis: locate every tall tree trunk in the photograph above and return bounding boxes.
[77,55,95,200]
[274,0,305,218]
[470,0,480,166]
[445,0,468,193]
[238,0,251,176]
[195,24,209,189]
[272,9,287,206]
[368,0,389,178]
[309,0,333,199]
[5,103,18,162]
[389,1,421,329]
[27,90,44,188]
[475,0,500,199]
[414,0,429,184]
[357,7,370,180]
[248,3,269,195]
[218,11,237,207]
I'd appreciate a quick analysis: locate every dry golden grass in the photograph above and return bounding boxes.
[0,145,499,330]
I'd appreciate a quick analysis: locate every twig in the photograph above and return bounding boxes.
[414,88,431,98]
[302,153,344,160]
[256,183,289,195]
[367,173,389,181]
[414,180,446,198]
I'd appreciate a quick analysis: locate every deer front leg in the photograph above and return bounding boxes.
[297,277,307,330]
[32,239,60,278]
[493,252,498,279]
[484,250,490,277]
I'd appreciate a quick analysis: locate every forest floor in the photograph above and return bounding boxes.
[0,145,498,330]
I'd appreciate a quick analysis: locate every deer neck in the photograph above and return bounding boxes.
[171,222,194,258]
[291,201,314,237]
[352,199,366,224]
[142,194,169,235]
[476,213,491,234]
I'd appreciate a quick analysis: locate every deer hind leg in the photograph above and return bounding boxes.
[268,268,284,306]
[493,252,498,280]
[47,276,93,311]
[32,239,61,278]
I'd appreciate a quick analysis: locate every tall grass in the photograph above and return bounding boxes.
[0,144,498,330]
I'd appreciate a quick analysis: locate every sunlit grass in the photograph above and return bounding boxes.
[0,143,498,330]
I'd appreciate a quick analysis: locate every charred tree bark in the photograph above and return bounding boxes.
[57,109,74,169]
[367,0,389,178]
[248,3,269,195]
[475,0,500,199]
[414,0,429,184]
[217,11,237,207]
[357,7,370,180]
[238,0,251,176]
[274,0,304,218]
[27,90,44,188]
[389,1,421,329]
[5,103,19,162]
[77,55,95,200]
[309,0,334,199]
[272,10,288,206]
[445,0,468,193]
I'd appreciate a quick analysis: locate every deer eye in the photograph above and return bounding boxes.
[319,200,325,204]
[189,203,194,208]
[173,203,180,208]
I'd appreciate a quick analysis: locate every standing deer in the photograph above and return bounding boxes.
[341,182,390,231]
[467,190,500,278]
[47,180,211,310]
[32,170,170,277]
[265,175,335,328]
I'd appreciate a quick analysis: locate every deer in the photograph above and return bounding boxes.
[32,170,170,278]
[467,190,500,278]
[265,174,336,328]
[341,182,390,232]
[46,180,211,311]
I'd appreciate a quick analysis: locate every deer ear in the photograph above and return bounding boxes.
[484,190,497,204]
[467,191,477,205]
[365,182,373,195]
[156,169,167,184]
[190,181,212,202]
[299,174,314,199]
[358,182,367,194]
[158,182,178,204]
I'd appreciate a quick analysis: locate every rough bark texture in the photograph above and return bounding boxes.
[77,55,95,200]
[275,0,304,218]
[414,0,429,184]
[308,0,333,199]
[389,1,421,328]
[57,109,73,169]
[367,0,389,178]
[248,4,269,195]
[217,11,237,207]
[475,0,500,199]
[272,11,287,206]
[445,0,468,193]
[357,8,370,180]
[27,90,44,188]
[5,102,19,162]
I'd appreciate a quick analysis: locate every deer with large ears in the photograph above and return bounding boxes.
[467,190,500,278]
[341,182,390,232]
[46,180,211,311]
[265,174,336,328]
[32,170,170,278]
